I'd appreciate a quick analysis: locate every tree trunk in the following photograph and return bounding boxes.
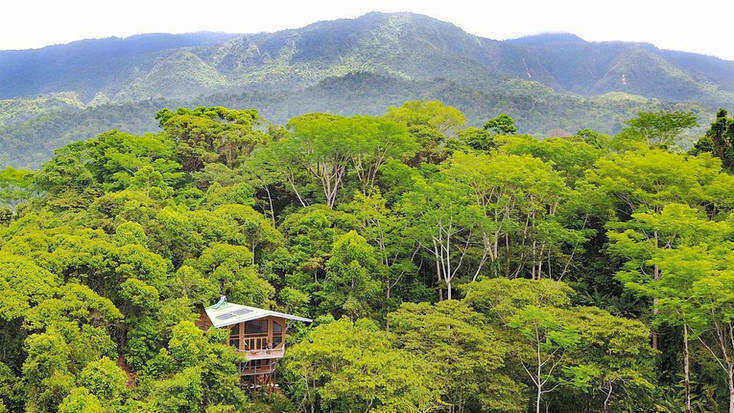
[652,237,660,351]
[505,233,511,277]
[728,363,734,413]
[433,244,443,301]
[536,385,542,413]
[447,281,452,300]
[683,324,691,413]
[264,185,275,225]
[603,382,612,413]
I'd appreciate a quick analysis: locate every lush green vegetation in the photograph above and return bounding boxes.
[1,101,733,413]
[0,73,712,170]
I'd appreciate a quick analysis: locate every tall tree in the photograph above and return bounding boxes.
[281,318,440,412]
[691,108,734,171]
[388,300,523,412]
[464,278,577,413]
[342,190,417,301]
[618,110,698,148]
[348,116,416,193]
[652,243,734,412]
[444,151,584,280]
[398,173,476,300]
[483,113,517,135]
[384,100,466,164]
[156,106,267,171]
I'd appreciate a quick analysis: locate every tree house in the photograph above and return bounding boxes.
[196,297,312,387]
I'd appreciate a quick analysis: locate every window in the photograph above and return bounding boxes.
[272,321,283,348]
[229,337,240,348]
[245,319,268,334]
[229,323,240,349]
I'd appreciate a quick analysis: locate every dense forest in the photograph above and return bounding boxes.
[1,100,733,413]
[1,76,709,170]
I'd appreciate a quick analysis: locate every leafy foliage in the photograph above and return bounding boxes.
[1,101,733,412]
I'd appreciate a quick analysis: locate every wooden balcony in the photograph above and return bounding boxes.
[232,334,285,360]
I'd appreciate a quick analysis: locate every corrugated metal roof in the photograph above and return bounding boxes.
[204,301,312,328]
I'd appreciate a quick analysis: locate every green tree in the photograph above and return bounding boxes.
[79,357,127,408]
[483,113,517,135]
[348,115,416,193]
[584,147,733,225]
[277,204,358,290]
[385,100,466,137]
[342,190,417,301]
[285,113,358,208]
[562,307,655,412]
[464,278,576,413]
[575,128,612,150]
[21,322,117,412]
[499,134,603,186]
[609,203,728,351]
[384,100,467,164]
[388,300,523,412]
[0,167,34,207]
[0,252,59,371]
[193,243,275,306]
[619,110,698,148]
[143,321,248,411]
[444,151,584,280]
[458,127,496,151]
[650,243,734,412]
[398,172,476,300]
[691,108,734,171]
[156,106,267,171]
[319,231,382,319]
[464,278,653,412]
[58,387,104,413]
[281,318,440,412]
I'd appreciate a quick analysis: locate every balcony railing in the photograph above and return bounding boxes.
[239,360,277,376]
[243,334,269,351]
[228,334,285,360]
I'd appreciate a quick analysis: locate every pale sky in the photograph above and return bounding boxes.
[2,0,733,60]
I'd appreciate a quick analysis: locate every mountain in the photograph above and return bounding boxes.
[1,12,732,168]
[0,32,239,101]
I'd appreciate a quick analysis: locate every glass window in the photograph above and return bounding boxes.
[272,321,283,347]
[245,319,268,334]
[229,323,240,349]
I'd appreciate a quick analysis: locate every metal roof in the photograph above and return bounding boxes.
[204,300,312,328]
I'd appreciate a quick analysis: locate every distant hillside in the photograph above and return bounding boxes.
[0,12,732,168]
[0,32,239,101]
[0,72,711,169]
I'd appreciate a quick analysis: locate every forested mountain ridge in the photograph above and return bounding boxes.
[3,12,733,103]
[0,32,240,100]
[1,11,732,169]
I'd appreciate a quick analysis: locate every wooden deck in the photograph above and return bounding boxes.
[241,348,285,360]
[233,334,285,360]
[239,359,278,376]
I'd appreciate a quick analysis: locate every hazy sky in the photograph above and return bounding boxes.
[3,0,733,60]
